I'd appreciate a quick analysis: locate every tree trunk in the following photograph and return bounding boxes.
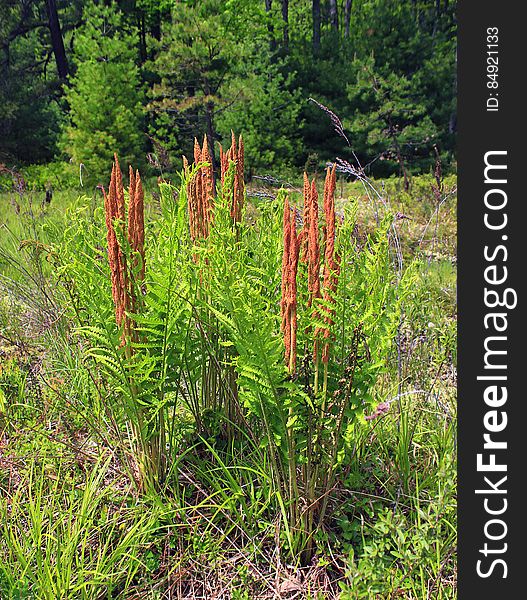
[205,101,217,187]
[344,0,353,38]
[45,0,68,79]
[281,0,289,49]
[151,11,161,41]
[312,0,321,52]
[138,13,147,63]
[265,0,277,53]
[329,0,339,32]
[432,0,441,37]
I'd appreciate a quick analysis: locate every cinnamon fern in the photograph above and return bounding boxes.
[53,135,414,563]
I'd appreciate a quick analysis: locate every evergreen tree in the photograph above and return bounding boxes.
[0,0,72,163]
[216,55,304,173]
[1,0,457,178]
[61,2,144,182]
[148,0,305,173]
[347,56,439,184]
[147,0,247,170]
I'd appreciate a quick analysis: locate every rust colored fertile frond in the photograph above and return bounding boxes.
[114,155,127,323]
[103,165,119,322]
[299,173,323,362]
[128,165,145,284]
[103,158,127,327]
[103,155,146,340]
[300,172,310,263]
[113,153,125,223]
[185,136,215,242]
[193,137,202,165]
[200,135,214,233]
[281,198,300,374]
[307,179,321,306]
[219,131,245,224]
[323,164,337,277]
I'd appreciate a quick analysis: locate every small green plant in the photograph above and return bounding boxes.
[56,157,195,493]
[199,164,414,562]
[52,135,416,566]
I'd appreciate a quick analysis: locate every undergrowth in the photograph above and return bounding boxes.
[0,152,456,599]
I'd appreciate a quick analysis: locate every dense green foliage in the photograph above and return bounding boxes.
[61,3,145,182]
[0,170,457,596]
[1,0,456,180]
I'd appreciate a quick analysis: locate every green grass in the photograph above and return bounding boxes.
[0,172,456,599]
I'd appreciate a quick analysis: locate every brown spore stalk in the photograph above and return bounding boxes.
[103,155,127,328]
[281,198,300,374]
[299,173,323,362]
[127,164,145,313]
[219,131,245,224]
[184,136,215,242]
[103,154,145,341]
[300,172,311,262]
[307,178,321,307]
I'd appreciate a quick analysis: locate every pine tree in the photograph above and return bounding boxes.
[347,56,439,183]
[61,3,144,182]
[147,0,241,169]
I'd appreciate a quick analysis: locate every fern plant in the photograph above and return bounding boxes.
[55,168,196,493]
[51,139,414,565]
[204,180,414,562]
